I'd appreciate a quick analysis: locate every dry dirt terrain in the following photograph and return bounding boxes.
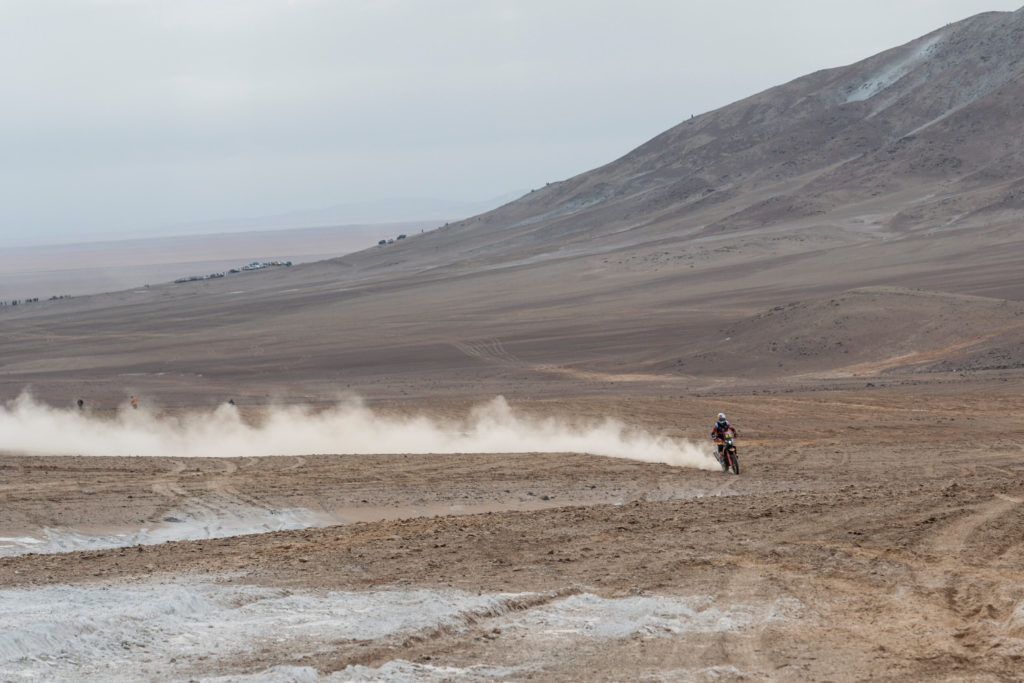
[3,9,1024,681]
[2,382,1023,681]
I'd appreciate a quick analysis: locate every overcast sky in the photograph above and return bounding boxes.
[2,1,1020,246]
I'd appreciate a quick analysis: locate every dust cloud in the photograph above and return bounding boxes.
[0,392,714,469]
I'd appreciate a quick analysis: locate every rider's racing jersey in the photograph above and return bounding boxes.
[711,421,737,440]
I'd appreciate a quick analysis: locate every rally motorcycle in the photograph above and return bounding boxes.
[715,434,739,475]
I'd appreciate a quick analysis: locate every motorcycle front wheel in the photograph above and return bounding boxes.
[716,450,728,472]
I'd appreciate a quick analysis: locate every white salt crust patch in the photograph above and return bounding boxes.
[0,583,802,681]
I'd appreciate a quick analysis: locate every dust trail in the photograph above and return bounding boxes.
[0,392,715,469]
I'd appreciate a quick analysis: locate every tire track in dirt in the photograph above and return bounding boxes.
[926,495,1021,558]
[708,474,739,497]
[216,460,238,474]
[738,478,1024,668]
[775,448,807,470]
[453,339,524,368]
[201,479,286,515]
[982,464,1020,477]
[150,481,188,498]
[217,586,592,677]
[159,486,297,536]
[454,337,678,383]
[912,494,1024,658]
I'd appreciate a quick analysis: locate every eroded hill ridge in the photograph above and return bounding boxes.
[460,7,1024,250]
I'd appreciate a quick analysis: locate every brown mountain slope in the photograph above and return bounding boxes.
[326,8,1024,277]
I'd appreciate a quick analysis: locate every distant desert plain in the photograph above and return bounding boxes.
[3,8,1024,682]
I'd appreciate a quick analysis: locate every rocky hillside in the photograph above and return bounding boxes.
[339,8,1024,276]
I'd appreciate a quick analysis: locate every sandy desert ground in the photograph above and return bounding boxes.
[2,381,1023,681]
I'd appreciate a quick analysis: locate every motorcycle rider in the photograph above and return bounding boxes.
[711,412,738,459]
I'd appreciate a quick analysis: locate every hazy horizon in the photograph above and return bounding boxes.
[3,1,1020,248]
[0,220,442,300]
[4,190,525,249]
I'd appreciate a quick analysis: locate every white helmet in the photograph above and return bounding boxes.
[717,413,726,421]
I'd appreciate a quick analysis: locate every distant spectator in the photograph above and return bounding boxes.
[77,399,84,410]
[130,396,138,409]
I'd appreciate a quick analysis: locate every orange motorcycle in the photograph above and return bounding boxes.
[715,434,739,474]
